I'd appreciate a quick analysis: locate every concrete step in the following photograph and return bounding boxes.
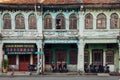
[97,73,110,76]
[13,72,31,76]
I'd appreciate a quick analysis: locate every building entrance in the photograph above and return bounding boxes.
[19,54,30,71]
[92,49,103,66]
[55,50,66,70]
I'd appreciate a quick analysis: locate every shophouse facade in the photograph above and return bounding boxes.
[0,0,120,73]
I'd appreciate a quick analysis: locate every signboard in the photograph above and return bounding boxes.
[35,52,44,54]
[4,44,37,54]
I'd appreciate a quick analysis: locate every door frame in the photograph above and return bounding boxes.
[92,49,103,66]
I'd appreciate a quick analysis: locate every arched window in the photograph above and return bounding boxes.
[3,13,11,29]
[15,14,25,29]
[97,13,106,29]
[56,14,65,29]
[69,14,77,29]
[44,14,52,29]
[28,14,37,29]
[110,13,119,29]
[85,13,93,29]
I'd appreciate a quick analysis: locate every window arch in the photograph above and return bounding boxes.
[69,14,77,29]
[85,13,93,29]
[110,13,119,29]
[28,14,37,29]
[56,14,65,29]
[44,14,52,29]
[3,13,11,29]
[15,13,25,29]
[97,13,106,29]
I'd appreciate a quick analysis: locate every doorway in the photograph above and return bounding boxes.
[19,54,30,71]
[55,49,66,69]
[92,49,103,66]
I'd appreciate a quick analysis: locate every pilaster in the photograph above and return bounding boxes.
[66,17,69,30]
[107,16,110,30]
[37,13,42,34]
[25,16,28,30]
[77,39,85,73]
[93,17,96,30]
[11,14,15,30]
[52,17,55,30]
[79,11,84,36]
[118,43,120,73]
[0,12,1,33]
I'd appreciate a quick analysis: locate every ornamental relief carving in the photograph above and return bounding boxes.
[43,30,78,36]
[2,31,41,38]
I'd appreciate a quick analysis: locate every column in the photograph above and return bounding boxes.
[36,41,43,74]
[118,43,120,73]
[0,43,3,72]
[89,50,92,65]
[77,40,85,73]
[30,54,33,65]
[16,55,19,70]
[103,50,106,66]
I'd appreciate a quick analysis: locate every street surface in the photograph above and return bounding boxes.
[0,76,120,80]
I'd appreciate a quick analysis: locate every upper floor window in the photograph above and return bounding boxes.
[44,14,52,29]
[15,14,25,29]
[28,14,37,29]
[56,14,65,29]
[85,13,93,29]
[110,13,119,29]
[97,13,106,29]
[69,14,77,29]
[3,13,11,29]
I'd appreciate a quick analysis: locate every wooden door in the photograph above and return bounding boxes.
[19,54,30,71]
[92,49,103,66]
[56,50,66,69]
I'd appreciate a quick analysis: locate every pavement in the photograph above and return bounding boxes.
[0,71,119,77]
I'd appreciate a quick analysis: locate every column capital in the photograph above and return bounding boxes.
[77,40,85,47]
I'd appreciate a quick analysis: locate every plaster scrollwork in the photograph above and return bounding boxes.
[67,31,78,35]
[44,32,54,35]
[58,32,64,37]
[2,32,13,36]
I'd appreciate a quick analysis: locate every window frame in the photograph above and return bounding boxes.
[28,14,37,29]
[44,14,52,29]
[97,13,106,29]
[3,13,11,29]
[85,13,93,29]
[15,13,25,29]
[70,49,77,64]
[56,14,65,29]
[69,14,77,29]
[84,50,89,64]
[106,50,114,64]
[110,13,119,29]
[45,49,52,64]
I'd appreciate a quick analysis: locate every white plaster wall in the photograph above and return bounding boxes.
[108,65,115,72]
